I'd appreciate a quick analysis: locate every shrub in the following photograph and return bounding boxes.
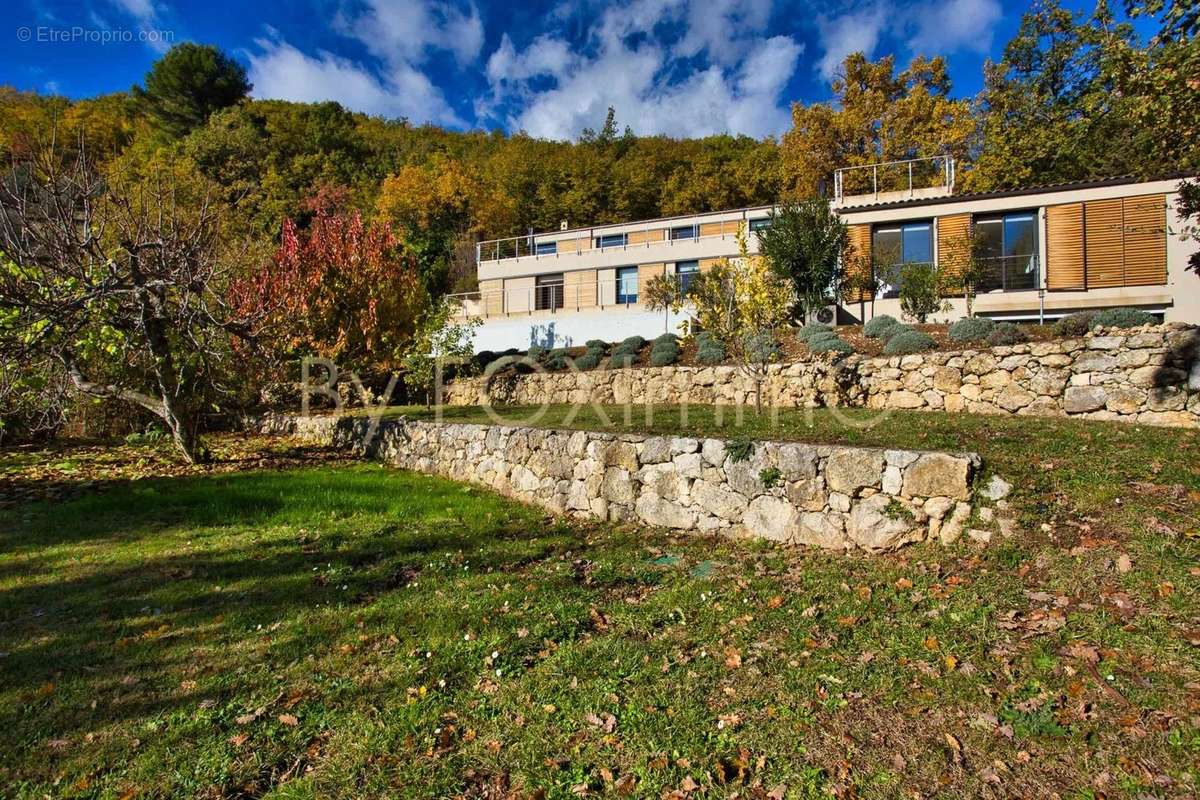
[948,317,995,342]
[649,346,680,367]
[1088,307,1156,330]
[898,262,947,323]
[796,322,832,343]
[608,352,638,369]
[985,322,1028,346]
[574,352,601,370]
[809,336,854,356]
[864,314,900,338]
[544,349,570,370]
[806,329,842,345]
[695,331,719,348]
[696,344,725,364]
[614,335,646,354]
[883,329,936,355]
[742,332,781,362]
[653,332,679,347]
[474,350,496,368]
[878,323,914,343]
[585,339,608,351]
[526,345,547,361]
[1053,311,1095,336]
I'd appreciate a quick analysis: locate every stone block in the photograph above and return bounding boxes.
[902,453,971,500]
[1063,385,1107,413]
[741,495,799,542]
[825,449,885,495]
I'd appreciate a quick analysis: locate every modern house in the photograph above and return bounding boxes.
[457,158,1199,352]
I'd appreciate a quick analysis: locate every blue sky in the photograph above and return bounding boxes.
[2,0,1121,140]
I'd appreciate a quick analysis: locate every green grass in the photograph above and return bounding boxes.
[1,420,1199,798]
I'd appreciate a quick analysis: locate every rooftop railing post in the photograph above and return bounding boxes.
[908,161,913,196]
[872,165,878,197]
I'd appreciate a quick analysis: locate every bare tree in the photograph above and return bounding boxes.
[0,136,260,462]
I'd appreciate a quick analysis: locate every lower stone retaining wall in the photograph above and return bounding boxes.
[259,414,983,553]
[446,324,1200,428]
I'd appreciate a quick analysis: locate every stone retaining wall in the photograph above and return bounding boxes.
[259,414,982,553]
[447,324,1200,428]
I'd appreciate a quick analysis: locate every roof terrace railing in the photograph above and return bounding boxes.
[833,156,954,204]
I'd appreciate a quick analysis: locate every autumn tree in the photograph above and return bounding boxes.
[780,54,975,198]
[0,142,261,462]
[401,298,481,407]
[231,186,426,372]
[645,225,793,411]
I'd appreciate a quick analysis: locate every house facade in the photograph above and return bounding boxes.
[459,167,1199,353]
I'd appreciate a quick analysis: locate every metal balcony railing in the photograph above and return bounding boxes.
[872,253,1039,299]
[834,156,954,204]
[445,274,695,319]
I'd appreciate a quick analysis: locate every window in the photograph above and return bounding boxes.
[973,212,1038,291]
[596,233,628,249]
[535,240,557,256]
[616,267,638,304]
[872,221,932,298]
[749,217,772,232]
[675,261,699,295]
[671,224,698,240]
[535,274,564,310]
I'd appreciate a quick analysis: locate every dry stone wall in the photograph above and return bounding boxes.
[259,414,981,553]
[447,324,1200,428]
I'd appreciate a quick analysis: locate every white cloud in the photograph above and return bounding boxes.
[815,5,887,81]
[482,0,802,139]
[247,37,465,126]
[340,0,484,67]
[107,0,171,53]
[909,0,1002,56]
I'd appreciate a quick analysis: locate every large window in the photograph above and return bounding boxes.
[596,233,628,249]
[535,240,557,255]
[973,212,1038,291]
[749,217,772,232]
[873,221,932,298]
[671,224,698,240]
[535,274,564,310]
[616,267,638,304]
[675,260,699,295]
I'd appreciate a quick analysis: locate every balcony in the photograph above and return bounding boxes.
[834,156,955,208]
[448,274,693,319]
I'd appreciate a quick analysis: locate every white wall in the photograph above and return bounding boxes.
[471,306,691,352]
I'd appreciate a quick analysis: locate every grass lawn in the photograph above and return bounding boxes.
[1,420,1199,798]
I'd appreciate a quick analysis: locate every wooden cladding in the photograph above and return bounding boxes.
[936,214,970,289]
[637,263,666,300]
[627,229,665,245]
[1078,194,1168,289]
[1121,195,1167,286]
[698,220,741,238]
[563,270,597,308]
[844,224,873,301]
[478,279,504,316]
[1046,203,1086,290]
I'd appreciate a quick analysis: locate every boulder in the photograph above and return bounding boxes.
[846,494,923,551]
[1063,385,1107,413]
[902,453,971,500]
[741,495,799,542]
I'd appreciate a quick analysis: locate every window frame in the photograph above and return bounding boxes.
[871,220,933,299]
[749,217,772,232]
[971,210,1039,293]
[596,233,628,249]
[670,224,698,240]
[534,240,558,256]
[675,260,699,295]
[535,273,564,311]
[615,266,639,305]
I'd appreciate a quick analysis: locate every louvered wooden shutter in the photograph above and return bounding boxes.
[1121,194,1167,286]
[845,224,873,301]
[1046,203,1085,290]
[1084,199,1125,288]
[936,213,971,292]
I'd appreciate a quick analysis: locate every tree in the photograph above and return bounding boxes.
[645,225,793,411]
[136,43,251,138]
[756,198,847,320]
[401,298,481,406]
[898,263,949,323]
[938,226,997,319]
[1176,179,1200,277]
[0,141,261,462]
[780,54,975,198]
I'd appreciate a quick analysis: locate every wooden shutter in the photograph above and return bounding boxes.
[479,279,504,316]
[844,223,873,301]
[637,263,665,303]
[1084,198,1125,288]
[936,213,971,292]
[564,270,597,308]
[698,257,724,272]
[1121,194,1167,286]
[1046,203,1085,290]
[628,229,664,245]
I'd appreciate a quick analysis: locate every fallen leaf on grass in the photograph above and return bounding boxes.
[765,595,784,609]
[724,647,742,669]
[278,713,298,726]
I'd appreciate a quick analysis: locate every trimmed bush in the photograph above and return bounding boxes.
[883,329,936,355]
[696,344,725,364]
[474,350,496,368]
[743,332,782,362]
[948,316,995,342]
[695,331,718,347]
[544,349,570,370]
[985,322,1028,346]
[649,345,680,366]
[613,335,646,354]
[805,329,842,345]
[608,352,638,369]
[809,336,854,356]
[1053,311,1095,336]
[526,345,547,361]
[796,322,832,343]
[878,323,915,343]
[574,352,601,370]
[653,332,680,347]
[1088,307,1156,330]
[585,339,608,351]
[864,314,900,339]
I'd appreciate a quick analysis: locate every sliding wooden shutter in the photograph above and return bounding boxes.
[936,213,971,292]
[1084,198,1125,288]
[1046,203,1085,290]
[1121,194,1167,285]
[845,224,873,301]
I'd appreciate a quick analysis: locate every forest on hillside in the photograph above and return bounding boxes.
[0,0,1196,452]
